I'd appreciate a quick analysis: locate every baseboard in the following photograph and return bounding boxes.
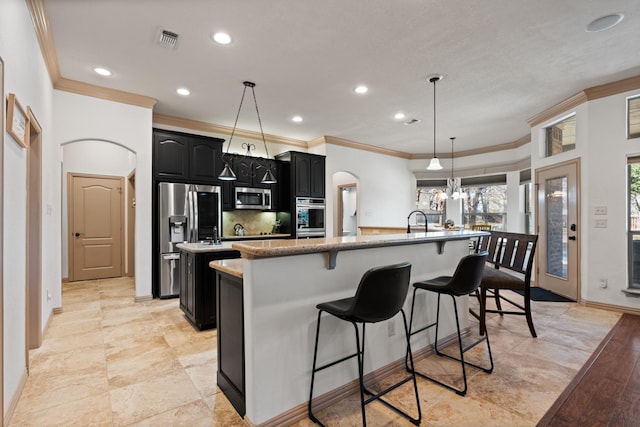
[582,299,640,316]
[247,331,462,427]
[53,306,63,315]
[134,295,153,303]
[4,368,28,426]
[41,308,55,342]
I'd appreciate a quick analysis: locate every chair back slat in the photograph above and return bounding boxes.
[486,235,501,266]
[489,231,538,276]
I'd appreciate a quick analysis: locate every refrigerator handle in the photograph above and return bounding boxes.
[192,188,199,242]
[187,188,195,243]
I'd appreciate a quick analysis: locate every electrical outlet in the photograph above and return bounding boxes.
[388,320,396,336]
[599,279,608,289]
[594,206,607,215]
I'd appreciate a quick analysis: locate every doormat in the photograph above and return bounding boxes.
[514,288,574,302]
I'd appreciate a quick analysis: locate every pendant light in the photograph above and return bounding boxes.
[447,137,461,199]
[218,81,277,184]
[426,75,443,170]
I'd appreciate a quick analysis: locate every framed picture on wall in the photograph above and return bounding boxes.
[6,92,28,148]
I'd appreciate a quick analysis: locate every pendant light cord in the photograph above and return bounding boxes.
[250,85,270,159]
[433,78,437,157]
[223,84,249,155]
[450,137,455,180]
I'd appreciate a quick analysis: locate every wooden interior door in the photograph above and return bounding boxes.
[69,174,123,281]
[126,170,135,277]
[27,107,42,352]
[536,159,580,300]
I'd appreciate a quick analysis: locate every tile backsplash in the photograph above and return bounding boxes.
[223,211,278,236]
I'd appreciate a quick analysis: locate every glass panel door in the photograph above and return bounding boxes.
[536,160,579,300]
[545,176,568,279]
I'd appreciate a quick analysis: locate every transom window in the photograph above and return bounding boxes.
[628,95,640,140]
[545,114,576,157]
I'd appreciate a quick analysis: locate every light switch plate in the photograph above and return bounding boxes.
[594,206,607,215]
[595,219,607,228]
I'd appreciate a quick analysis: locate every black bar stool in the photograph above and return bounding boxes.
[407,252,493,396]
[308,262,421,426]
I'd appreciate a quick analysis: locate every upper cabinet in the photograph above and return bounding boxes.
[153,129,224,183]
[276,151,326,199]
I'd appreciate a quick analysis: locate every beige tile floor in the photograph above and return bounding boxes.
[8,277,621,426]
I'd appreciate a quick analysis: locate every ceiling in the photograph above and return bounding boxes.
[44,0,640,155]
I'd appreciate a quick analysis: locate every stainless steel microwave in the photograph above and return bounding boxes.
[235,187,271,210]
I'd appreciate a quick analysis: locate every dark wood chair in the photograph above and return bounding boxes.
[470,231,539,337]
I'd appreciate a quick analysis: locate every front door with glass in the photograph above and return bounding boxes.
[536,160,580,300]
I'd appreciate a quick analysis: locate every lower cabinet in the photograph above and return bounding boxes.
[179,250,240,330]
[216,271,245,416]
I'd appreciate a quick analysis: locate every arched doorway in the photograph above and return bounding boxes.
[62,140,137,282]
[333,171,359,236]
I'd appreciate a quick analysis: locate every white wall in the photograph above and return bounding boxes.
[531,89,640,310]
[54,92,153,298]
[325,144,415,237]
[1,0,57,415]
[61,141,136,278]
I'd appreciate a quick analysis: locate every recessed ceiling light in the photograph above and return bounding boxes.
[354,85,368,94]
[292,115,303,123]
[394,112,406,120]
[586,13,624,32]
[93,67,112,77]
[212,32,232,45]
[176,87,190,96]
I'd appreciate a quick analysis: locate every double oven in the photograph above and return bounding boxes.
[295,197,325,238]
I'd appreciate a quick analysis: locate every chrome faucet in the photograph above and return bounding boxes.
[407,210,428,233]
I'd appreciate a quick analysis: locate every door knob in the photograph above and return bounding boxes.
[74,232,82,237]
[568,236,576,240]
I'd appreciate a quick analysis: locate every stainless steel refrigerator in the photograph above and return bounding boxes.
[158,182,222,298]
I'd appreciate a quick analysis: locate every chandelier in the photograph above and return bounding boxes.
[218,81,277,184]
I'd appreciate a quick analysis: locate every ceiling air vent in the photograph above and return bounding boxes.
[158,29,179,49]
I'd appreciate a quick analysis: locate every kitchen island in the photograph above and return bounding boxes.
[210,230,486,426]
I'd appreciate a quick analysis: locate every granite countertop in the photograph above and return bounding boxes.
[231,230,486,259]
[222,233,291,241]
[176,242,237,253]
[209,258,243,278]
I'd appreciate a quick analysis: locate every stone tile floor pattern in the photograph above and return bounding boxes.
[8,277,621,426]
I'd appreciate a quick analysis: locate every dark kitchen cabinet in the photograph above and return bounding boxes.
[153,128,224,183]
[179,249,240,331]
[220,154,281,211]
[275,151,326,199]
[154,132,189,180]
[216,270,245,416]
[190,139,223,183]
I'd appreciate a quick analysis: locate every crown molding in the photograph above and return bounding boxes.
[153,113,307,147]
[411,134,530,160]
[414,157,531,180]
[583,74,640,100]
[55,78,157,108]
[527,92,588,127]
[26,0,60,84]
[529,74,640,127]
[323,136,412,159]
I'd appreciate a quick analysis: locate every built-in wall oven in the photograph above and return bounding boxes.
[296,197,325,238]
